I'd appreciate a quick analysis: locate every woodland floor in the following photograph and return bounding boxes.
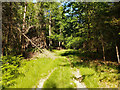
[8,49,119,88]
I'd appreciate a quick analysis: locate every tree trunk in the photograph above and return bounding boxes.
[59,41,61,49]
[101,34,105,61]
[21,2,27,53]
[49,7,52,48]
[102,41,105,61]
[116,45,120,63]
[59,28,61,49]
[7,2,12,55]
[23,2,27,31]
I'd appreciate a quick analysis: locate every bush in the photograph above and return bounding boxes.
[65,36,84,49]
[2,55,23,88]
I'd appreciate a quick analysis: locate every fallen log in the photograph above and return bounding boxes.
[15,26,43,53]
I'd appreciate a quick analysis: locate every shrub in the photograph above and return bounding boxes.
[2,55,23,88]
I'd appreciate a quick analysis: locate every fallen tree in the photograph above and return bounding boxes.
[14,26,43,53]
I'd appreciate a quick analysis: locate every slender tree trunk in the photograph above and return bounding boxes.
[49,8,52,48]
[116,45,120,63]
[23,2,27,30]
[7,2,12,55]
[21,2,27,53]
[102,41,105,61]
[101,34,105,61]
[59,28,61,49]
[39,4,43,36]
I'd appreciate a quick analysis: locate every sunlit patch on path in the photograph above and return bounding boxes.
[32,49,58,60]
[72,68,86,88]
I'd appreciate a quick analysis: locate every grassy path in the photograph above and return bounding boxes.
[72,69,86,88]
[9,50,86,88]
[53,49,119,88]
[40,50,86,88]
[43,67,76,88]
[8,49,119,88]
[37,67,57,88]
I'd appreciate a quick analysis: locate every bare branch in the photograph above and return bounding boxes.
[24,25,35,34]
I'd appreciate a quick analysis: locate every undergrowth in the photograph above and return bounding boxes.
[2,49,119,88]
[2,54,62,88]
[53,49,119,88]
[1,55,23,89]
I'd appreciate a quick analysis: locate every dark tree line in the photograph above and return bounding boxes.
[2,2,120,62]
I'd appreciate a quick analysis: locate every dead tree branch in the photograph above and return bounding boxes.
[14,26,43,53]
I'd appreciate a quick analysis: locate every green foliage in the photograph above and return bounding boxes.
[79,60,119,88]
[79,67,99,88]
[66,36,84,49]
[50,34,64,41]
[2,2,120,62]
[2,2,120,88]
[2,55,23,66]
[2,55,23,88]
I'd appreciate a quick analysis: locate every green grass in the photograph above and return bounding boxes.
[53,49,74,56]
[9,52,73,88]
[53,49,119,88]
[4,49,119,88]
[42,57,76,88]
[43,66,76,88]
[79,67,99,88]
[53,49,99,88]
[79,63,119,88]
[10,57,60,88]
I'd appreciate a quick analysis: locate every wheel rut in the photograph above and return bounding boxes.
[67,56,86,88]
[36,68,57,88]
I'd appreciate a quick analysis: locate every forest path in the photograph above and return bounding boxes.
[34,50,86,88]
[67,56,86,88]
[32,49,58,60]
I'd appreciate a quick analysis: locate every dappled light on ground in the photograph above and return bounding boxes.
[53,49,119,88]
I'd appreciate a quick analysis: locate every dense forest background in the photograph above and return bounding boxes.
[1,1,120,89]
[2,2,120,61]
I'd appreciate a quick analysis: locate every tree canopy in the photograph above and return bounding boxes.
[2,2,120,62]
